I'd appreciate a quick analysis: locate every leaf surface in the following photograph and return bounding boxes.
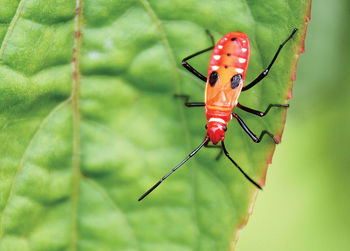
[0,0,310,250]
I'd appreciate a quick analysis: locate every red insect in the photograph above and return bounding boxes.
[139,28,297,201]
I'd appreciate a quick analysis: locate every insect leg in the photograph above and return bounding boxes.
[174,94,205,107]
[221,141,262,190]
[232,113,279,144]
[182,30,215,82]
[138,137,210,201]
[205,29,215,46]
[242,28,297,91]
[237,103,289,117]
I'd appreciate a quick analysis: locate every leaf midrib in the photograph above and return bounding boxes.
[70,0,83,250]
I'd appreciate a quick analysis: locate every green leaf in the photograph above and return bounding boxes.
[0,0,311,250]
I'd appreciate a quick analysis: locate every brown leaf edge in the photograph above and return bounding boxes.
[230,1,312,249]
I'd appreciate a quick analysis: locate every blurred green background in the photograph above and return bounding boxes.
[237,0,350,250]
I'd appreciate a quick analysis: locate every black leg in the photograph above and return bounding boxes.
[242,28,297,92]
[204,144,224,160]
[232,113,279,144]
[221,141,262,190]
[237,103,289,117]
[138,137,210,201]
[182,30,215,82]
[205,29,215,46]
[174,94,205,107]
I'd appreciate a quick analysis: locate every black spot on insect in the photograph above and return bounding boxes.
[209,71,219,87]
[231,74,242,89]
[224,65,228,69]
[231,38,236,41]
[227,53,231,56]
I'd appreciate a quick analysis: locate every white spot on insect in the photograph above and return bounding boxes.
[224,37,228,41]
[218,45,223,49]
[208,118,226,124]
[212,66,219,70]
[213,55,221,60]
[236,68,244,73]
[238,58,246,63]
[242,48,247,52]
[242,40,246,44]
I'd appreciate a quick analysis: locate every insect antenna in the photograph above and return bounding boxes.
[138,137,210,201]
[221,141,262,190]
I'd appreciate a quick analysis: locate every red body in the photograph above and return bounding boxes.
[205,32,250,144]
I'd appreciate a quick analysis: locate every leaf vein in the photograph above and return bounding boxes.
[137,1,203,250]
[0,98,71,240]
[84,178,139,248]
[0,0,26,61]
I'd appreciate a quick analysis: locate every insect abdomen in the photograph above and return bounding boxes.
[208,32,250,80]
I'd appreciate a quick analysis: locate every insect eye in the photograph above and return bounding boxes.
[209,71,219,87]
[231,74,242,89]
